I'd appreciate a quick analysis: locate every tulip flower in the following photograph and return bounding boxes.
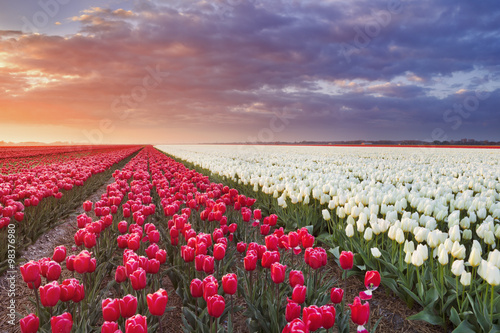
[74,251,91,274]
[222,273,237,295]
[339,251,354,270]
[52,246,67,263]
[303,305,323,331]
[50,312,73,333]
[244,253,257,271]
[207,295,225,318]
[262,251,280,269]
[40,281,61,307]
[236,242,247,253]
[46,261,62,281]
[147,259,160,274]
[301,234,315,248]
[349,297,370,330]
[115,265,127,283]
[125,314,147,333]
[20,313,39,333]
[20,261,40,284]
[72,281,85,303]
[330,287,344,304]
[190,278,203,298]
[282,318,309,333]
[321,304,336,329]
[203,282,218,302]
[364,270,381,291]
[203,256,215,274]
[102,298,121,322]
[370,247,381,258]
[147,289,168,316]
[289,270,304,288]
[213,243,226,261]
[155,249,167,264]
[271,262,287,284]
[129,267,146,290]
[102,321,119,333]
[285,300,301,322]
[120,295,138,318]
[60,278,78,302]
[292,285,306,304]
[83,200,93,212]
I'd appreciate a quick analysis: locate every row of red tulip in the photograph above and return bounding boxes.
[17,146,382,332]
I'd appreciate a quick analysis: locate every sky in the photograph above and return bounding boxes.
[0,0,499,144]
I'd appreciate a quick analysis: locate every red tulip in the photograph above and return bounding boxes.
[213,243,226,261]
[147,288,168,316]
[148,230,160,243]
[130,268,147,290]
[301,234,315,248]
[222,273,237,295]
[262,251,280,268]
[84,232,97,249]
[303,305,323,331]
[285,300,301,322]
[292,285,306,304]
[147,258,160,274]
[88,258,97,273]
[349,297,370,326]
[52,246,67,263]
[50,312,73,333]
[244,253,257,271]
[27,275,41,290]
[74,251,91,274]
[125,314,147,333]
[288,231,299,248]
[190,278,203,298]
[330,287,344,304]
[203,256,215,274]
[321,305,336,329]
[364,270,381,291]
[203,282,218,302]
[289,270,304,288]
[155,249,167,264]
[40,281,61,307]
[282,318,309,333]
[120,295,138,318]
[102,321,119,333]
[83,200,93,212]
[339,251,354,270]
[260,224,270,236]
[115,265,127,283]
[20,313,39,333]
[118,221,128,234]
[60,278,78,302]
[237,242,247,253]
[265,235,279,251]
[46,261,62,281]
[271,262,287,284]
[20,261,40,283]
[102,298,121,322]
[207,295,225,318]
[72,281,85,303]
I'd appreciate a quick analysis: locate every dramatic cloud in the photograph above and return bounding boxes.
[0,0,499,143]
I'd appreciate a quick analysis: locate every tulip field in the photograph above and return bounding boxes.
[2,144,499,332]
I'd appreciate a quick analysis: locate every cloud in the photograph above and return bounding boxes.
[1,0,499,143]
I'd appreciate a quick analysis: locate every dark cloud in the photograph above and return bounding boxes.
[0,0,499,143]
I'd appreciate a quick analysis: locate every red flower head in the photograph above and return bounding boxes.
[50,312,73,333]
[125,314,147,333]
[330,287,344,304]
[102,298,121,322]
[289,270,305,288]
[237,242,247,253]
[119,294,138,318]
[190,278,203,298]
[349,297,370,326]
[271,262,287,284]
[20,261,40,284]
[303,305,323,331]
[40,281,61,307]
[52,246,67,263]
[222,273,237,295]
[292,285,307,304]
[130,268,147,290]
[244,253,257,271]
[147,288,168,316]
[20,313,39,333]
[207,295,225,318]
[320,305,336,329]
[339,251,354,270]
[285,300,301,322]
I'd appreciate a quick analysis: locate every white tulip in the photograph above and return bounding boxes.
[449,225,461,242]
[451,260,464,276]
[345,224,354,237]
[468,246,482,267]
[460,271,471,286]
[371,247,381,258]
[364,227,373,241]
[322,209,331,221]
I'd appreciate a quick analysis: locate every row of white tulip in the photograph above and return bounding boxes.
[155,145,500,286]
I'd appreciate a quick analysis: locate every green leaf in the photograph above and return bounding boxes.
[451,319,476,333]
[407,307,445,326]
[449,307,461,327]
[400,284,424,307]
[424,287,439,307]
[328,247,340,259]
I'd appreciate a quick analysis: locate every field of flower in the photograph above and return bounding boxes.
[5,144,499,333]
[155,144,500,332]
